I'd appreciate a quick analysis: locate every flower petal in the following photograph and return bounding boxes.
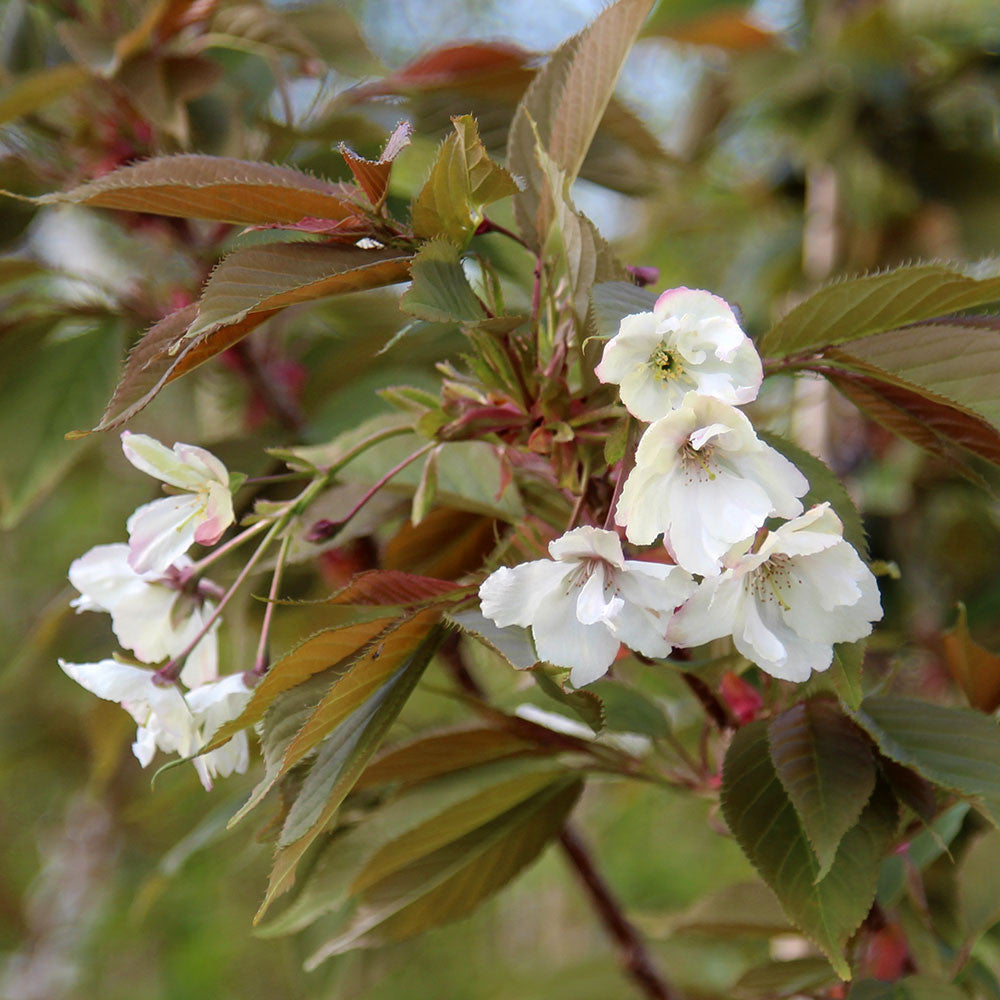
[127,495,203,574]
[121,431,207,491]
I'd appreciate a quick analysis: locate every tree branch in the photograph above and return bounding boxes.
[439,636,682,1000]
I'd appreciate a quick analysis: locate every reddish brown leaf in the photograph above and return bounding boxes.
[340,120,413,208]
[383,508,499,579]
[355,726,546,791]
[327,570,468,607]
[346,42,534,102]
[34,155,365,226]
[942,604,1000,714]
[653,10,774,50]
[243,216,377,239]
[826,370,1000,473]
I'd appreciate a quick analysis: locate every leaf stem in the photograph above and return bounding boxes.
[476,215,532,250]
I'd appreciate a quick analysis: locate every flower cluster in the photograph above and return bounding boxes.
[480,288,882,686]
[60,433,249,789]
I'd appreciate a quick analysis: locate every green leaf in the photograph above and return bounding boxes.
[186,242,413,340]
[836,319,1000,429]
[662,881,793,938]
[734,958,838,1000]
[0,317,122,527]
[759,431,868,558]
[767,699,878,879]
[257,623,445,919]
[532,666,605,733]
[508,0,655,243]
[851,695,1000,827]
[590,280,658,339]
[761,260,1000,359]
[412,114,518,244]
[0,63,89,125]
[399,239,486,324]
[847,976,969,1000]
[447,608,539,670]
[958,827,1000,944]
[259,756,570,938]
[26,154,365,225]
[303,778,581,965]
[877,802,969,907]
[202,615,398,753]
[588,679,670,739]
[721,720,899,978]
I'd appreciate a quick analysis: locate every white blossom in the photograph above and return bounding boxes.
[186,674,253,790]
[68,543,218,688]
[121,432,235,575]
[595,287,763,422]
[615,394,808,578]
[479,526,696,687]
[58,658,200,765]
[669,504,883,682]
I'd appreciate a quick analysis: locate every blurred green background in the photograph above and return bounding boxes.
[2,0,1000,996]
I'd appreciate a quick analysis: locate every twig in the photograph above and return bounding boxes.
[679,672,733,732]
[438,636,681,1000]
[252,533,290,676]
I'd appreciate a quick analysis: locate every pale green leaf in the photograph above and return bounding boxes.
[847,976,969,1000]
[590,280,658,339]
[399,239,486,324]
[734,958,838,1000]
[0,63,90,125]
[851,695,1000,827]
[761,260,1000,358]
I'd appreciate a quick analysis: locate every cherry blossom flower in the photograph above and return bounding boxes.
[121,431,235,575]
[595,287,763,422]
[186,674,253,790]
[615,394,808,577]
[479,526,696,687]
[68,543,218,688]
[669,504,883,682]
[58,659,200,765]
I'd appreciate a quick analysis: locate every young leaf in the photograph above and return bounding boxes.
[399,239,487,324]
[761,261,1000,359]
[942,603,1000,713]
[721,720,899,978]
[836,318,1000,429]
[259,623,446,916]
[327,570,465,607]
[759,431,868,558]
[851,695,1000,827]
[590,280,658,340]
[447,608,539,671]
[412,115,518,244]
[356,725,547,791]
[186,242,413,340]
[340,120,412,209]
[508,0,655,242]
[202,615,397,752]
[27,155,365,225]
[827,369,1000,476]
[0,63,90,126]
[277,611,443,775]
[410,446,439,525]
[531,666,605,733]
[303,778,582,964]
[259,756,569,937]
[767,699,878,880]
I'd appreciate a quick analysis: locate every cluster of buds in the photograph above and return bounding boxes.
[60,434,252,789]
[480,288,882,686]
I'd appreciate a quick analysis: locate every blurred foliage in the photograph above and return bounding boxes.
[3,0,1000,997]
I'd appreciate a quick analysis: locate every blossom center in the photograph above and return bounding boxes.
[648,342,686,384]
[680,439,717,481]
[746,554,801,611]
